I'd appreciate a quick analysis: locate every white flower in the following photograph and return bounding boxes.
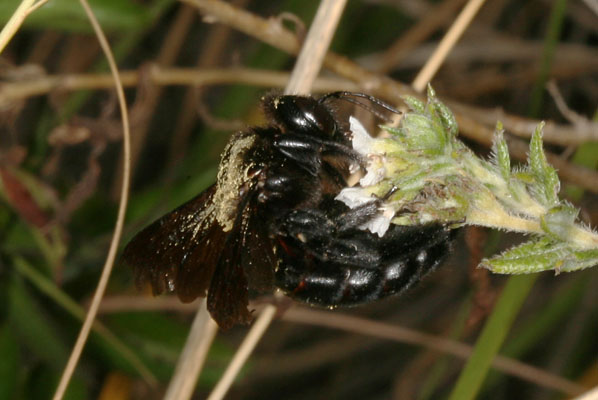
[335,187,374,208]
[363,211,393,237]
[334,117,396,237]
[335,187,395,237]
[349,116,386,186]
[349,116,375,156]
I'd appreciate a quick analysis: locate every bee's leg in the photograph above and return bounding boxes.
[273,134,362,177]
[275,207,454,307]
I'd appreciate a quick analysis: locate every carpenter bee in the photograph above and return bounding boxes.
[122,92,453,329]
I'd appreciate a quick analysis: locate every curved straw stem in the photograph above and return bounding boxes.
[53,0,133,398]
[0,0,37,54]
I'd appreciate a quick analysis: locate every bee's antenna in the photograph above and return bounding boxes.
[319,91,402,122]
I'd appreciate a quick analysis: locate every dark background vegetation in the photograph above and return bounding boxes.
[0,0,596,399]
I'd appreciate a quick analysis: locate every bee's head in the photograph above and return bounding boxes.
[262,94,340,139]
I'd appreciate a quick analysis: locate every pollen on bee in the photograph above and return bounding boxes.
[417,250,428,264]
[167,279,175,292]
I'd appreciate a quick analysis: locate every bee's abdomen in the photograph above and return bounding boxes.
[275,224,453,307]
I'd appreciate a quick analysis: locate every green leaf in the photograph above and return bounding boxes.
[481,237,598,274]
[0,324,19,400]
[560,247,598,272]
[12,257,157,384]
[8,273,69,368]
[0,0,158,33]
[481,237,560,274]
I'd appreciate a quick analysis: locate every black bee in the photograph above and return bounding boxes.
[122,92,453,329]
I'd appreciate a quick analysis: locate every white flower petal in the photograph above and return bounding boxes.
[362,215,391,237]
[359,157,385,186]
[335,187,375,208]
[349,116,374,155]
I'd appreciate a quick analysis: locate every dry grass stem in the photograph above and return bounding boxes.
[0,0,38,55]
[26,0,49,15]
[53,0,133,398]
[573,385,598,400]
[378,0,467,73]
[206,305,278,400]
[412,0,488,92]
[164,301,218,400]
[284,0,348,94]
[202,1,348,398]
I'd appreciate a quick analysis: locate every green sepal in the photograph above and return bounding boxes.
[402,95,426,114]
[540,204,579,242]
[492,122,510,182]
[528,123,560,206]
[427,85,458,138]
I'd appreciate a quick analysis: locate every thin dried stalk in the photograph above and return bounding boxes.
[201,1,348,399]
[412,0,488,91]
[163,301,218,400]
[206,305,278,400]
[53,0,133,398]
[572,385,598,400]
[0,67,357,106]
[0,0,38,54]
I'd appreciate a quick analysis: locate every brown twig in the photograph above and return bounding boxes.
[283,308,586,396]
[95,296,586,397]
[3,65,596,149]
[0,67,357,106]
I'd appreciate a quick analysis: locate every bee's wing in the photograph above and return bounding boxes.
[240,202,277,292]
[122,183,278,329]
[122,184,222,301]
[205,193,277,329]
